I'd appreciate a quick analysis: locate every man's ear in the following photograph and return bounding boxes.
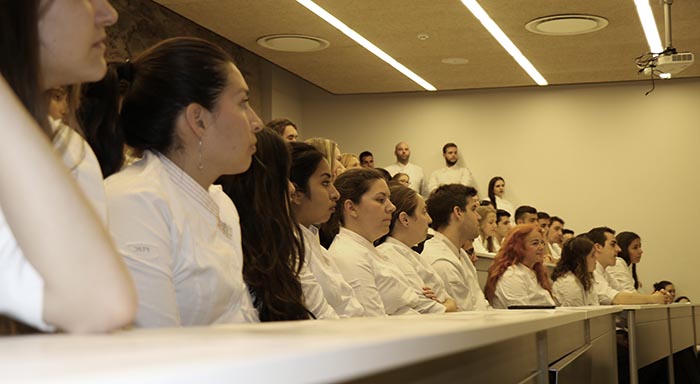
[184,103,208,138]
[452,206,463,221]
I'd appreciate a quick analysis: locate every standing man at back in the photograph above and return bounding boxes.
[428,143,476,193]
[385,141,425,195]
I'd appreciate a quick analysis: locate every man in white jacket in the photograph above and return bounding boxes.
[421,184,490,311]
[427,143,476,193]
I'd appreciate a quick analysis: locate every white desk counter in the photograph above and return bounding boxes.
[0,308,620,384]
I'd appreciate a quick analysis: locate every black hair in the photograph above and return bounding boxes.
[653,280,673,292]
[550,216,565,226]
[218,128,311,322]
[426,184,478,231]
[77,62,128,178]
[587,227,616,247]
[0,0,50,135]
[514,205,537,223]
[374,168,392,184]
[496,209,511,222]
[562,229,574,236]
[289,142,325,197]
[442,142,457,154]
[359,150,373,162]
[616,231,641,290]
[487,176,504,209]
[116,37,232,155]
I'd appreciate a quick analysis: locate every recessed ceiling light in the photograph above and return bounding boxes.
[257,34,330,52]
[525,15,608,36]
[441,58,469,65]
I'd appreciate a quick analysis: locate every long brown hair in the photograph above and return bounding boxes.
[484,224,552,302]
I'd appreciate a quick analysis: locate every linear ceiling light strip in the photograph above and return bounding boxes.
[460,0,548,86]
[296,0,437,91]
[634,0,664,54]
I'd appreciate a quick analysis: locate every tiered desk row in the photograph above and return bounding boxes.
[1,304,697,383]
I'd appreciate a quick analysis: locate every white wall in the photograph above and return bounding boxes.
[299,79,700,300]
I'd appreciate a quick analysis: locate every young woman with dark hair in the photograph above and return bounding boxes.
[608,232,642,291]
[484,224,555,309]
[103,37,261,326]
[0,0,136,334]
[653,280,676,302]
[289,142,363,318]
[376,185,456,312]
[220,128,335,321]
[487,176,514,217]
[551,236,599,306]
[328,168,441,316]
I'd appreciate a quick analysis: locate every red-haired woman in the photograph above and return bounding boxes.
[484,225,555,309]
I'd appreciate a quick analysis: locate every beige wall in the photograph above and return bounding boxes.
[299,79,700,300]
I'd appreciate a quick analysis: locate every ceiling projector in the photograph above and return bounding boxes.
[656,52,694,75]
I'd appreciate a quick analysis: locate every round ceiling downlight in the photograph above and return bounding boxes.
[525,15,608,36]
[257,34,330,52]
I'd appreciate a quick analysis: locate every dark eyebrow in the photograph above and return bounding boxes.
[320,172,332,178]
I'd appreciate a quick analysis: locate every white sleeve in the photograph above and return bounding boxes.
[331,249,386,316]
[494,269,533,308]
[431,259,471,310]
[552,275,586,307]
[0,213,54,331]
[593,269,619,305]
[427,171,439,194]
[605,260,636,292]
[106,189,181,327]
[298,258,339,320]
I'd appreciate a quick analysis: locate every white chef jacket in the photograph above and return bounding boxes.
[0,125,105,332]
[421,232,490,311]
[298,258,338,320]
[494,196,514,217]
[491,263,556,309]
[552,272,599,307]
[593,261,625,305]
[384,162,425,196]
[329,228,441,316]
[605,257,636,292]
[427,165,475,193]
[300,225,363,318]
[377,237,450,304]
[548,243,562,261]
[105,151,258,327]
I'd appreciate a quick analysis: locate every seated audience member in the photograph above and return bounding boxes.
[514,205,538,225]
[480,200,495,209]
[547,216,565,260]
[536,212,550,234]
[340,153,361,170]
[391,172,410,187]
[385,141,425,195]
[675,296,690,303]
[562,229,574,242]
[587,227,669,305]
[289,142,364,318]
[551,235,599,306]
[266,118,298,142]
[104,38,260,327]
[0,0,136,334]
[427,143,475,193]
[305,137,345,179]
[376,185,457,312]
[484,225,555,309]
[495,209,512,248]
[607,232,642,292]
[487,176,514,217]
[653,280,676,302]
[47,86,69,124]
[328,169,443,316]
[221,128,331,321]
[474,206,498,253]
[359,150,374,168]
[422,185,490,311]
